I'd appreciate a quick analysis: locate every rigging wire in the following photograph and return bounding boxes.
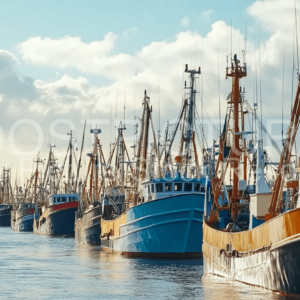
[124,81,126,128]
[282,46,285,143]
[217,37,221,135]
[201,103,220,133]
[115,85,118,140]
[201,39,205,152]
[195,103,208,148]
[295,0,300,73]
[159,83,160,153]
[253,45,257,142]
[244,20,247,65]
[231,14,233,62]
[292,16,296,113]
[294,0,299,157]
[259,37,263,141]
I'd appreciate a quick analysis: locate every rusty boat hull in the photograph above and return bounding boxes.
[203,207,300,295]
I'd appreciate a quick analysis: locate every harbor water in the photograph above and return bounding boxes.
[0,227,292,299]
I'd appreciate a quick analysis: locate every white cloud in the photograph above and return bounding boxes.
[17,22,248,123]
[248,0,297,33]
[180,17,189,27]
[1,0,299,171]
[201,9,212,20]
[18,33,132,80]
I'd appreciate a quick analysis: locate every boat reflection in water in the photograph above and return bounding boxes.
[201,273,287,300]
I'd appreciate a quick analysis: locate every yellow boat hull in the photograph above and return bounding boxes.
[203,207,300,295]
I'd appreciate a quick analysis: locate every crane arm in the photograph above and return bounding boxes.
[266,78,300,220]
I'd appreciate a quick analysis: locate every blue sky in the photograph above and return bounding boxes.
[0,0,297,178]
[0,0,259,83]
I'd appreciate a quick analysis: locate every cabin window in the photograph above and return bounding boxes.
[57,197,61,203]
[156,183,163,192]
[184,183,193,191]
[165,183,172,191]
[151,184,154,193]
[62,197,67,202]
[174,183,182,191]
[200,186,205,192]
[194,183,200,192]
[53,198,56,203]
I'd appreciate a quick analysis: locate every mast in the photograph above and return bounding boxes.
[91,127,101,203]
[135,90,151,184]
[118,125,125,185]
[266,76,300,220]
[75,121,86,193]
[209,54,247,223]
[241,87,248,181]
[141,98,150,180]
[48,144,56,196]
[226,54,247,220]
[33,153,43,202]
[184,64,200,175]
[67,130,73,193]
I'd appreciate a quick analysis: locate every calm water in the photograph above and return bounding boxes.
[0,227,294,299]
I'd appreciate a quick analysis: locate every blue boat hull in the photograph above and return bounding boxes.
[0,205,12,226]
[34,207,77,236]
[12,214,34,231]
[75,206,102,245]
[77,223,101,245]
[101,193,204,257]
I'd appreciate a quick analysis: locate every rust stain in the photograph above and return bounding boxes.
[203,207,300,252]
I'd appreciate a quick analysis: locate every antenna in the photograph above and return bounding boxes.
[115,84,118,140]
[124,81,126,129]
[231,14,233,62]
[244,20,247,65]
[282,46,285,144]
[259,37,263,141]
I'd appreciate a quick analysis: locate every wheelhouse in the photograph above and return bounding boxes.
[49,194,79,206]
[18,202,36,211]
[141,173,206,202]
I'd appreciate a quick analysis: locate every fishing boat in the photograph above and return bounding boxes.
[34,193,79,236]
[33,134,79,236]
[203,53,300,295]
[101,67,208,257]
[11,154,42,232]
[75,125,103,245]
[101,174,206,257]
[11,202,37,232]
[0,204,12,226]
[0,168,13,226]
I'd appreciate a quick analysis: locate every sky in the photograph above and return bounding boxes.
[0,0,298,184]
